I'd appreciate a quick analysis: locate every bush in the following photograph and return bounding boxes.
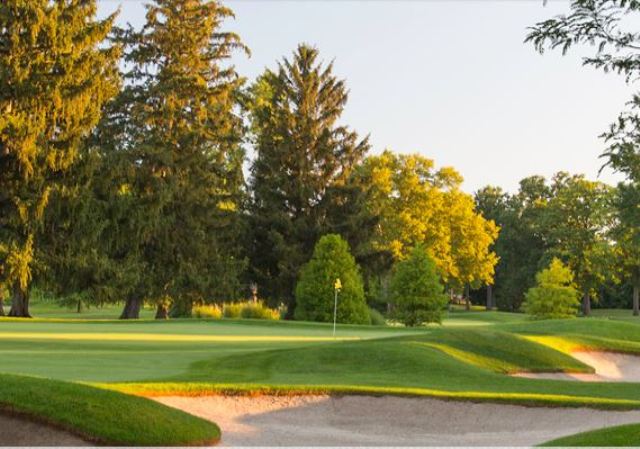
[390,245,447,326]
[295,234,370,324]
[368,307,386,326]
[222,301,280,320]
[192,304,223,319]
[524,258,580,319]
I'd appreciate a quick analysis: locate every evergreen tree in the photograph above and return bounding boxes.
[247,44,370,311]
[295,234,369,325]
[103,0,249,318]
[0,0,120,317]
[524,258,580,320]
[390,245,447,326]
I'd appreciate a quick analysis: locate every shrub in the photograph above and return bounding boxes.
[368,307,386,326]
[222,300,280,320]
[524,258,580,319]
[295,234,370,325]
[390,245,447,326]
[192,304,222,319]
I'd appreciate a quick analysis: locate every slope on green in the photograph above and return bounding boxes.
[0,374,219,446]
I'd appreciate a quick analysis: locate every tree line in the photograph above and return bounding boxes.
[3,0,640,322]
[0,0,498,319]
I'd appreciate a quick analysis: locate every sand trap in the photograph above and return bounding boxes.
[0,414,92,446]
[513,351,640,382]
[155,395,640,446]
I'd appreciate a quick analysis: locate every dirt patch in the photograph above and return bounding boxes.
[0,414,92,446]
[513,351,640,382]
[154,395,640,446]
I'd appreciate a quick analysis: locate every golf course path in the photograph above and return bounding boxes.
[155,395,640,446]
[0,414,92,446]
[514,351,640,382]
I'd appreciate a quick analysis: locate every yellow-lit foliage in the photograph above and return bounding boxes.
[356,150,499,287]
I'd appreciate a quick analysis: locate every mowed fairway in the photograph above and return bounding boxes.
[4,307,640,445]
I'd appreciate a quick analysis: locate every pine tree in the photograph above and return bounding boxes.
[103,0,248,318]
[247,44,370,311]
[0,0,120,317]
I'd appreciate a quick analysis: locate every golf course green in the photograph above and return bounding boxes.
[2,303,640,445]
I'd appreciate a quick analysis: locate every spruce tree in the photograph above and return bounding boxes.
[103,0,248,318]
[247,44,370,311]
[0,0,119,317]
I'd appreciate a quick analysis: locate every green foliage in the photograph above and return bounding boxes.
[368,307,386,326]
[95,0,248,318]
[524,258,580,319]
[247,44,370,308]
[389,245,448,326]
[0,0,120,316]
[295,234,369,324]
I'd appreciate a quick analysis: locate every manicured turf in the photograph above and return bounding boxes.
[3,305,640,445]
[0,374,219,445]
[542,423,640,446]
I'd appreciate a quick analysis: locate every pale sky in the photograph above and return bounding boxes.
[98,0,636,193]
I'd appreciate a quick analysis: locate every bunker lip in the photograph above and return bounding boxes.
[512,350,640,383]
[153,394,640,447]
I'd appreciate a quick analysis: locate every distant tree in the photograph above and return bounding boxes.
[612,183,640,315]
[389,245,447,326]
[247,44,370,312]
[524,258,580,319]
[295,234,369,325]
[543,173,615,315]
[354,151,498,302]
[0,0,120,317]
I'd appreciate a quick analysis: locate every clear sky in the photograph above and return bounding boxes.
[97,0,635,193]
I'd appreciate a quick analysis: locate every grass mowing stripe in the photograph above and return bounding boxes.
[0,332,361,342]
[0,374,220,446]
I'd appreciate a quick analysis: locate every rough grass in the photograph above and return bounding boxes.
[0,374,219,446]
[542,423,640,446]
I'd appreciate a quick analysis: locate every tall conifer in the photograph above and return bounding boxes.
[0,0,119,316]
[104,0,248,318]
[247,44,370,310]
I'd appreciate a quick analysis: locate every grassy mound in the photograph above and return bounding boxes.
[542,423,640,446]
[0,374,219,446]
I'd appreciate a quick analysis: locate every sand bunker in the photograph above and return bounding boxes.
[155,395,640,446]
[0,414,91,446]
[513,351,640,382]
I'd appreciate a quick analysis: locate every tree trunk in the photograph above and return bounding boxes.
[634,285,639,317]
[76,299,83,314]
[0,298,5,316]
[464,284,470,311]
[8,284,31,318]
[120,297,142,319]
[486,285,493,311]
[582,292,591,317]
[155,303,169,320]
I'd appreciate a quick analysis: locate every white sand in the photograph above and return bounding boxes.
[0,414,92,446]
[513,351,640,382]
[155,395,640,446]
